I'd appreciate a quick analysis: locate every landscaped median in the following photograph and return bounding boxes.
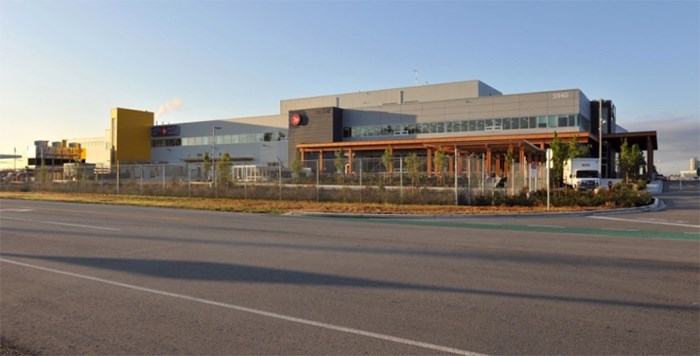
[0,188,654,216]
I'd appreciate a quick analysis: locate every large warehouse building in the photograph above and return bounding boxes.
[34,79,658,179]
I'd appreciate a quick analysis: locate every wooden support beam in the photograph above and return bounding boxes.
[319,150,324,173]
[456,147,463,174]
[427,148,433,177]
[486,146,492,175]
[495,153,502,177]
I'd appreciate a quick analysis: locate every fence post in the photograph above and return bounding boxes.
[546,149,551,211]
[399,156,403,203]
[162,164,166,196]
[467,157,471,205]
[116,160,120,195]
[316,159,320,202]
[454,147,458,205]
[187,163,191,198]
[510,163,514,196]
[359,158,362,203]
[481,154,485,195]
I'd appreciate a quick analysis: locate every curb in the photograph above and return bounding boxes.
[284,197,666,220]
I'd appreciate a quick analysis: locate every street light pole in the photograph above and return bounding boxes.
[598,99,605,178]
[212,126,221,196]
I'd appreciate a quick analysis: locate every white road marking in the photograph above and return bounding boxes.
[0,217,121,231]
[0,257,485,356]
[0,209,34,212]
[602,228,639,232]
[588,216,700,229]
[528,224,565,228]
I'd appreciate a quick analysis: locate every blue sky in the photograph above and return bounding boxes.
[1,0,698,174]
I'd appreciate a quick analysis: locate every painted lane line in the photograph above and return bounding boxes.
[588,216,700,229]
[0,216,121,231]
[0,209,34,212]
[602,228,639,232]
[527,225,565,228]
[373,218,699,240]
[0,257,485,356]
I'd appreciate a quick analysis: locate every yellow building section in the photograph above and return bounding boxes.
[110,107,153,163]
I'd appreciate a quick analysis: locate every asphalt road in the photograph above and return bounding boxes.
[1,193,698,355]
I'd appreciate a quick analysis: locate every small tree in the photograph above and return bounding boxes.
[333,151,346,184]
[202,152,212,181]
[566,136,584,159]
[36,162,49,186]
[549,131,567,187]
[333,150,346,174]
[503,145,515,193]
[291,151,302,178]
[405,153,421,187]
[504,145,515,176]
[217,152,233,186]
[381,148,393,181]
[433,148,447,185]
[619,139,645,183]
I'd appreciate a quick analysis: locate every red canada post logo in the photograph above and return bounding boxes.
[290,113,302,126]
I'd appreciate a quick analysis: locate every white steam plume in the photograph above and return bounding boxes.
[155,97,182,119]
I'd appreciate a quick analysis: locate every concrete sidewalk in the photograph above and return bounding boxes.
[646,180,664,194]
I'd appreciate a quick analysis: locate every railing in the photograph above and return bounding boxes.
[1,157,550,205]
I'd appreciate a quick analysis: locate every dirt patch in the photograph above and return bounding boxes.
[0,337,32,356]
[0,191,607,215]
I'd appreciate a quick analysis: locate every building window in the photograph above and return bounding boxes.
[502,118,511,130]
[151,138,182,147]
[419,123,428,134]
[558,115,568,127]
[263,131,287,141]
[340,112,582,138]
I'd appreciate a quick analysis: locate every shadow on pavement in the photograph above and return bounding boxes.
[2,253,697,313]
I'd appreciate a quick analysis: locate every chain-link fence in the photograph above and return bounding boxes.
[1,156,550,205]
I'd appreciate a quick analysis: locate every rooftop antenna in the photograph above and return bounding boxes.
[413,69,420,86]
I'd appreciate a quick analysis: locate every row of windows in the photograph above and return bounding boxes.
[152,131,288,148]
[342,114,590,138]
[152,138,182,147]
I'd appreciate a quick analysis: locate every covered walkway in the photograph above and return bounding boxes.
[296,132,594,177]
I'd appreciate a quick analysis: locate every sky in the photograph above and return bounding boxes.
[0,0,698,175]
